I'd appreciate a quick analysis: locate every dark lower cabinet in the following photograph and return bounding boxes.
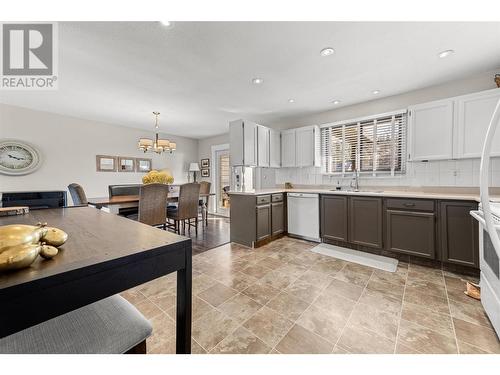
[386,210,435,258]
[271,202,285,235]
[440,201,479,268]
[321,195,348,242]
[349,197,383,248]
[256,204,271,241]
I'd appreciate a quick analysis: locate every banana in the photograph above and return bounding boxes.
[41,227,68,247]
[0,243,42,271]
[0,224,47,252]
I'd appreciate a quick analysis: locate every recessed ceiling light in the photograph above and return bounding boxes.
[160,21,171,27]
[320,47,335,57]
[252,78,263,84]
[438,49,455,58]
[288,99,295,103]
[372,90,380,95]
[331,100,341,105]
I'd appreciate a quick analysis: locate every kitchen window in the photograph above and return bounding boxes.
[321,110,407,176]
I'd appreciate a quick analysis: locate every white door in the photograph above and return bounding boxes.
[455,89,500,159]
[212,146,231,217]
[408,99,454,161]
[281,129,296,167]
[269,129,281,168]
[257,125,270,167]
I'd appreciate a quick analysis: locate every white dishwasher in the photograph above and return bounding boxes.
[287,193,320,242]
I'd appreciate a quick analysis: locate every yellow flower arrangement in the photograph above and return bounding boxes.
[142,169,174,185]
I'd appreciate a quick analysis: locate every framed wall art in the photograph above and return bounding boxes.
[96,155,117,172]
[118,157,135,172]
[136,158,152,172]
[201,168,210,177]
[200,158,210,168]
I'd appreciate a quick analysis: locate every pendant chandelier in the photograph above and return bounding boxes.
[138,112,176,154]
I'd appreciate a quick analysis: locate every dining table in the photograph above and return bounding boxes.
[0,206,192,354]
[87,192,215,225]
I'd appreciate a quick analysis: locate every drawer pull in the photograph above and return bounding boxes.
[403,203,416,207]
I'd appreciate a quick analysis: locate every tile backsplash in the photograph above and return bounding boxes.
[274,158,500,188]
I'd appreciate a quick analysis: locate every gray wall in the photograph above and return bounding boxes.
[0,103,199,202]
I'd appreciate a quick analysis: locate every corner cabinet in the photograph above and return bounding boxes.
[440,201,479,268]
[229,193,286,247]
[229,119,257,166]
[408,99,454,161]
[455,89,500,159]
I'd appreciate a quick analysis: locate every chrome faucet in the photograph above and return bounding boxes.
[350,170,360,191]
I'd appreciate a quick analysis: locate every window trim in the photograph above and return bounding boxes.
[320,109,408,177]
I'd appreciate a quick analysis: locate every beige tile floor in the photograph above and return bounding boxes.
[121,237,500,354]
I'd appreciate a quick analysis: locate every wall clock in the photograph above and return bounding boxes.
[0,139,42,175]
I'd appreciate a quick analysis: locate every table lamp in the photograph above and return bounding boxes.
[189,162,200,182]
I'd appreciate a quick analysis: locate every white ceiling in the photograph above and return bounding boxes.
[1,22,500,139]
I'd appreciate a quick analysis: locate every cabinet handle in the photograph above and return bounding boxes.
[403,203,415,207]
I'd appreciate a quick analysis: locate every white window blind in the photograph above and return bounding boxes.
[321,111,407,176]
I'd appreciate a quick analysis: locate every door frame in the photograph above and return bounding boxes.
[211,143,230,216]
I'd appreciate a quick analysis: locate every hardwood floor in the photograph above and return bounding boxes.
[172,214,230,256]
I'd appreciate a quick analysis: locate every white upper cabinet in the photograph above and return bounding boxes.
[281,129,296,167]
[269,129,281,168]
[257,125,270,167]
[229,119,257,166]
[296,125,321,167]
[280,126,320,167]
[243,121,258,166]
[455,89,500,159]
[408,99,454,161]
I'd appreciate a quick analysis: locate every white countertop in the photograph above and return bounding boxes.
[228,187,500,202]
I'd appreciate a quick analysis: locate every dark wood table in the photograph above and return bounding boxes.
[0,207,192,354]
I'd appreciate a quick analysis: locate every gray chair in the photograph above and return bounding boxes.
[138,183,169,228]
[0,295,152,354]
[167,183,201,235]
[68,183,88,206]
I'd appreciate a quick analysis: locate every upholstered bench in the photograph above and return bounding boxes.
[0,295,152,354]
[108,184,142,217]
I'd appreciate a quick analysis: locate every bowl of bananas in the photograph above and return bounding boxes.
[0,223,68,272]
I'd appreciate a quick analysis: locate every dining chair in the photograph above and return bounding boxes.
[0,295,152,354]
[67,183,88,206]
[138,183,169,228]
[167,183,201,235]
[199,181,211,226]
